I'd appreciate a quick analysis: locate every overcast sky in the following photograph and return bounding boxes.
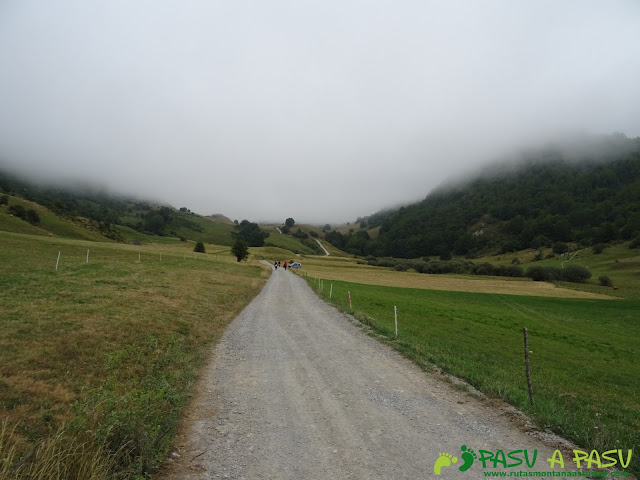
[1,1,639,224]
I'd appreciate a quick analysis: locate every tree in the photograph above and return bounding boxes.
[26,209,40,224]
[143,213,165,235]
[234,220,269,247]
[193,241,206,253]
[285,218,295,228]
[231,239,249,262]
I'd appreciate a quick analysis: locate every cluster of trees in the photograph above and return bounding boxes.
[324,135,640,258]
[1,193,40,224]
[366,256,592,283]
[136,206,202,237]
[324,229,372,256]
[233,220,269,247]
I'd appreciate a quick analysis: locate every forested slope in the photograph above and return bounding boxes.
[327,134,640,258]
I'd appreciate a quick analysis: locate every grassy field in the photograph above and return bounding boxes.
[300,273,639,475]
[297,255,614,299]
[0,231,268,478]
[263,229,318,255]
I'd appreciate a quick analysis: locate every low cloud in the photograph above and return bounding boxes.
[1,1,639,223]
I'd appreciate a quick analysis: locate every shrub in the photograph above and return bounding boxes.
[0,195,8,205]
[193,241,206,253]
[26,208,40,224]
[526,266,561,282]
[495,265,524,277]
[410,260,429,273]
[592,243,605,254]
[473,262,495,276]
[598,275,613,287]
[561,265,591,283]
[526,265,590,283]
[8,204,26,219]
[630,237,640,249]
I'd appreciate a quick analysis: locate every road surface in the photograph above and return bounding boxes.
[166,266,578,479]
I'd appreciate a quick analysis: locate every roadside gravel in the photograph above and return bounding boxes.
[164,265,578,479]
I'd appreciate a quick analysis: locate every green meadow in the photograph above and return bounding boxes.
[305,276,639,475]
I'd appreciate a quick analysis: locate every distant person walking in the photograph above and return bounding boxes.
[274,261,278,270]
[284,261,287,271]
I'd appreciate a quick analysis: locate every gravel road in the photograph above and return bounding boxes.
[166,265,577,479]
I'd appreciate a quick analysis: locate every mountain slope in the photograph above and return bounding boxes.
[329,134,640,258]
[0,170,236,245]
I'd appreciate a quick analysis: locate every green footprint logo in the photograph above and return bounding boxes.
[433,452,458,475]
[458,445,477,472]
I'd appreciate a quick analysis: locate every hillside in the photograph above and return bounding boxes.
[326,134,640,258]
[0,170,236,245]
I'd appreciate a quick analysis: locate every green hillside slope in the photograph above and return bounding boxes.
[327,134,640,258]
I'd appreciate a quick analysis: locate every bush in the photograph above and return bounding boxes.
[630,237,640,249]
[525,266,562,282]
[193,241,206,253]
[26,208,40,224]
[561,265,591,283]
[473,262,495,276]
[525,265,590,283]
[598,275,613,287]
[592,243,605,254]
[495,265,524,277]
[8,204,26,219]
[0,195,8,205]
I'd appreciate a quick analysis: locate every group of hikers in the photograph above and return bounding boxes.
[273,260,288,271]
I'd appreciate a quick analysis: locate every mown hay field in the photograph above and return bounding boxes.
[297,256,614,299]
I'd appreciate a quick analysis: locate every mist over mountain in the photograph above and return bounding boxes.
[1,2,639,223]
[326,134,640,258]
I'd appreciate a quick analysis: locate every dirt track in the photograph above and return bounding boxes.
[165,265,578,479]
